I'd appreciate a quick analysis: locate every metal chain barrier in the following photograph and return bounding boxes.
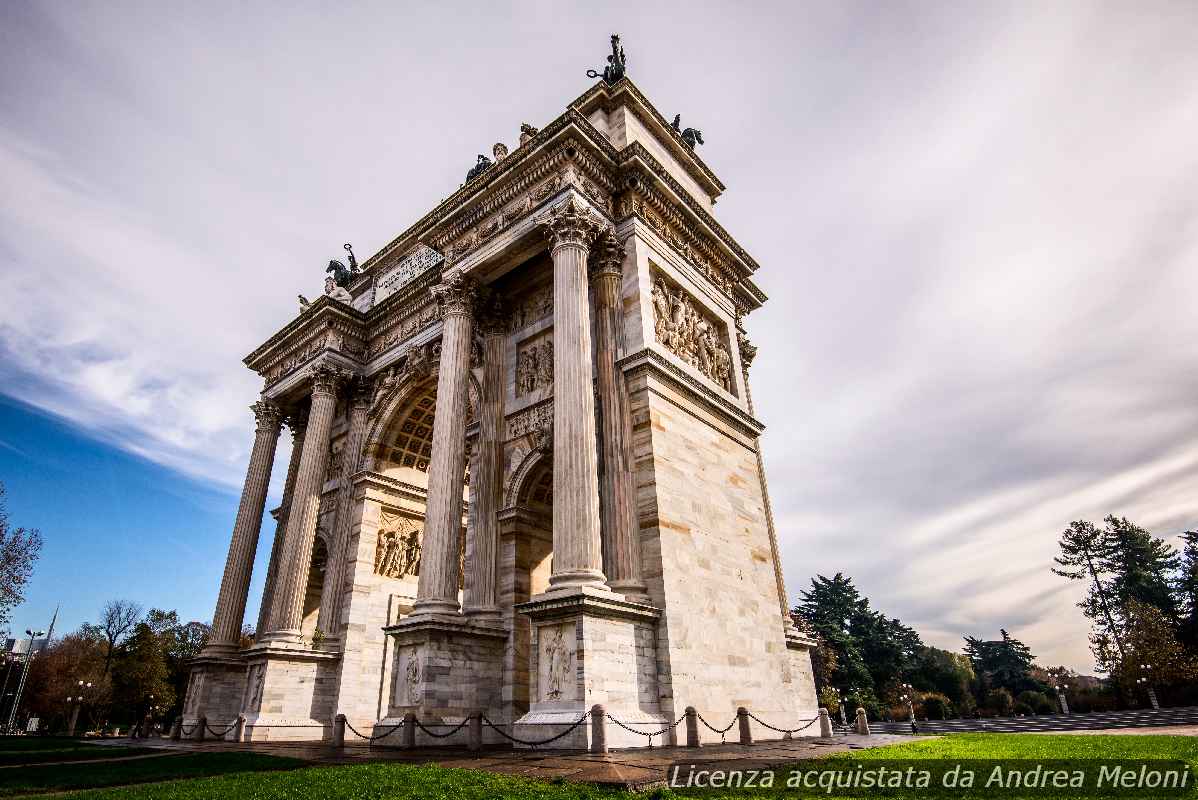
[412,715,472,739]
[696,712,737,743]
[179,723,198,736]
[204,720,239,738]
[344,718,405,742]
[606,712,686,748]
[746,711,820,735]
[480,712,590,747]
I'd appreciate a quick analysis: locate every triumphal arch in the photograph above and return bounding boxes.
[183,39,817,748]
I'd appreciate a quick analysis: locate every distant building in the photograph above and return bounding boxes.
[1,638,49,656]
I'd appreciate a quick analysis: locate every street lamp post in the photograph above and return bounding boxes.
[7,630,44,734]
[69,681,92,737]
[1136,664,1159,711]
[1051,683,1070,714]
[0,654,20,733]
[832,688,847,727]
[900,683,917,731]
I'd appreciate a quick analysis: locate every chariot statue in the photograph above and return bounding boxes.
[587,34,626,85]
[670,114,704,150]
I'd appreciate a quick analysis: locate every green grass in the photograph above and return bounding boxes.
[0,751,304,797]
[0,737,157,766]
[22,734,1198,800]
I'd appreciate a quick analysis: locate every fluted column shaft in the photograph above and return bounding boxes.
[265,363,345,640]
[738,332,790,621]
[255,415,306,637]
[464,304,505,618]
[207,401,282,651]
[591,233,648,600]
[546,196,606,589]
[317,381,372,638]
[412,273,476,616]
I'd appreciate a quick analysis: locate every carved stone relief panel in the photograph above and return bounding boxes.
[515,335,553,396]
[394,645,423,706]
[650,271,735,394]
[538,622,577,703]
[508,284,553,332]
[373,509,422,579]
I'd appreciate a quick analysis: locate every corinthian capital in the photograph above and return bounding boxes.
[250,400,283,434]
[737,331,758,371]
[544,195,602,252]
[432,271,478,318]
[309,361,348,398]
[590,228,625,280]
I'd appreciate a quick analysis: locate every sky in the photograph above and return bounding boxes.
[1,1,1196,673]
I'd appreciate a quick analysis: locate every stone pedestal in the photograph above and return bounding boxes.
[181,654,248,733]
[375,615,506,748]
[512,586,668,749]
[238,644,341,742]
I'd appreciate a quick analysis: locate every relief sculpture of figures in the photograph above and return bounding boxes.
[544,626,570,700]
[374,512,422,579]
[651,276,733,392]
[516,338,553,395]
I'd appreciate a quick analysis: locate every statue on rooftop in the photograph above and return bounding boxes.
[586,34,626,85]
[671,114,705,150]
[326,257,358,288]
[466,154,493,182]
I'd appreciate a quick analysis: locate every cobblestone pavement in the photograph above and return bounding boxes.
[1031,724,1198,737]
[93,734,919,789]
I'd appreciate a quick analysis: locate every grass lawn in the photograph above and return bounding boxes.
[0,751,304,797]
[24,733,1198,800]
[0,738,158,767]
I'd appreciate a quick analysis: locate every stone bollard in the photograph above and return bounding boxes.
[685,706,699,748]
[590,704,608,754]
[195,716,207,742]
[737,707,752,745]
[467,711,482,752]
[818,708,833,738]
[402,712,416,749]
[170,718,182,741]
[854,707,870,736]
[232,714,246,743]
[333,714,346,748]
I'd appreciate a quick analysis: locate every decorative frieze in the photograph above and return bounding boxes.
[506,399,553,440]
[650,274,734,393]
[366,293,440,360]
[373,510,422,579]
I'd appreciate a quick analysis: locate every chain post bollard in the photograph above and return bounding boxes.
[170,718,182,740]
[737,707,752,745]
[468,710,483,751]
[685,706,699,747]
[818,708,833,738]
[402,712,416,748]
[233,714,246,742]
[854,707,871,736]
[590,704,608,753]
[195,715,207,742]
[332,714,346,748]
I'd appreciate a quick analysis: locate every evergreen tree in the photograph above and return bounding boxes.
[1099,516,1179,620]
[964,629,1038,694]
[1177,530,1198,647]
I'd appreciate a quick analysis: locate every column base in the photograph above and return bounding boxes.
[513,586,668,750]
[380,614,507,748]
[237,643,341,742]
[182,653,248,734]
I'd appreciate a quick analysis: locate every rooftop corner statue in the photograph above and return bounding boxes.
[183,37,817,750]
[587,34,626,84]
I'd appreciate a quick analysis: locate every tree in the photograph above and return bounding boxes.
[1096,599,1197,700]
[1053,519,1125,659]
[1101,516,1179,620]
[0,483,44,628]
[1175,530,1198,648]
[910,645,975,707]
[98,600,143,676]
[964,629,1038,694]
[795,574,874,692]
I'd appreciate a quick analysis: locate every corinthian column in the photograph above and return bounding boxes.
[591,230,648,601]
[738,330,790,622]
[317,378,372,638]
[264,362,346,641]
[205,400,282,653]
[464,295,505,620]
[411,272,477,616]
[545,195,607,590]
[255,411,306,637]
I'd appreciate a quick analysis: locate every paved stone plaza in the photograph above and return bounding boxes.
[183,36,817,750]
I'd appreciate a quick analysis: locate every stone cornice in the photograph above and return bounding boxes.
[244,297,368,386]
[351,471,429,504]
[618,347,765,439]
[515,586,661,624]
[569,77,726,198]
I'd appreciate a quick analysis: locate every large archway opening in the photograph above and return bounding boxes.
[498,453,554,721]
